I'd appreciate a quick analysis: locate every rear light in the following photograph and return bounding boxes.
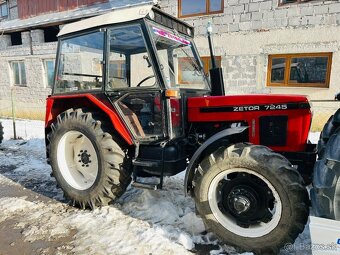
[170,98,181,128]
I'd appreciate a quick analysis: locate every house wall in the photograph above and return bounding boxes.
[1,0,340,120]
[0,34,57,119]
[0,0,112,119]
[17,0,108,19]
[160,0,340,100]
[8,0,19,19]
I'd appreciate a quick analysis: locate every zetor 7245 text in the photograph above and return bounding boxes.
[44,5,340,255]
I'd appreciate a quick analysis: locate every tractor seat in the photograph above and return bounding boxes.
[117,102,145,138]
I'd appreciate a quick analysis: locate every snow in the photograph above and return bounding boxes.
[0,118,319,255]
[0,118,44,140]
[308,132,320,144]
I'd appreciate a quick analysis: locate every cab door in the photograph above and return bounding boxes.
[105,24,166,142]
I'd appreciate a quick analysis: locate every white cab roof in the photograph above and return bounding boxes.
[58,4,153,37]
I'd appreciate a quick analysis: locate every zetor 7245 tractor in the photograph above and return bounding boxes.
[44,5,339,254]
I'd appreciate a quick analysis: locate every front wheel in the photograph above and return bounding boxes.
[194,143,309,254]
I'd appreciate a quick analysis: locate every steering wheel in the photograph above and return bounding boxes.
[136,75,155,87]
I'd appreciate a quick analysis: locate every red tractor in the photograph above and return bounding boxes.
[45,5,340,254]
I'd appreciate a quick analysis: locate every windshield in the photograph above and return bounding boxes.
[149,24,209,90]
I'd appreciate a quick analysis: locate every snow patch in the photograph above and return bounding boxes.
[0,196,33,223]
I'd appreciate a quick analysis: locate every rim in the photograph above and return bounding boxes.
[57,130,99,190]
[208,168,282,238]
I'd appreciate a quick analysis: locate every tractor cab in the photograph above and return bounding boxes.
[47,4,211,189]
[53,5,209,144]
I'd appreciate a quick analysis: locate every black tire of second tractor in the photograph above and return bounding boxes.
[0,122,3,144]
[311,109,340,220]
[47,108,132,209]
[193,143,309,255]
[317,112,339,158]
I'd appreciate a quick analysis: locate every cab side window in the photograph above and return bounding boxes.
[55,31,104,93]
[107,25,156,90]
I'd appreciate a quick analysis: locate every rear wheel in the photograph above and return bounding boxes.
[0,122,3,144]
[47,108,132,209]
[317,109,340,158]
[194,143,309,254]
[311,128,340,220]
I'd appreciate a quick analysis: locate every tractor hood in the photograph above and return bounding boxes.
[187,94,312,152]
[188,94,310,122]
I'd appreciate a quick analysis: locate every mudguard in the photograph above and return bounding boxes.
[184,126,248,196]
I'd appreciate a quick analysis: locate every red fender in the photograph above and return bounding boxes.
[45,93,133,145]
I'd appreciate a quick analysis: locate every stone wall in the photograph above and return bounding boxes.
[161,0,340,35]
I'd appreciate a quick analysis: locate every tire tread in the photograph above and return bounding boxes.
[193,143,309,254]
[47,108,132,209]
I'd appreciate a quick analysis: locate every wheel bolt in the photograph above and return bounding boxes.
[78,160,81,163]
[82,164,85,167]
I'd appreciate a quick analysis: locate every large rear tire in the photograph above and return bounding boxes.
[317,109,340,158]
[194,143,309,254]
[0,122,3,144]
[47,108,132,209]
[311,128,340,220]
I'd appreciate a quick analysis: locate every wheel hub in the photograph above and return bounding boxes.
[208,168,283,238]
[232,194,251,214]
[78,150,92,167]
[221,175,275,226]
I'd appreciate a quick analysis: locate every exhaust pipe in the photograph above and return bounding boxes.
[207,22,225,96]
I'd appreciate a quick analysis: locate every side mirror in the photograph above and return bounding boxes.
[336,92,340,101]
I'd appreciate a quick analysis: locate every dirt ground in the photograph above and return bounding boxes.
[0,177,75,255]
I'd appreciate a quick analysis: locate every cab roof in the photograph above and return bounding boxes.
[58,4,153,37]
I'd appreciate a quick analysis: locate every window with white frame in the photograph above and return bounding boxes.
[0,1,8,18]
[44,59,55,87]
[11,61,27,86]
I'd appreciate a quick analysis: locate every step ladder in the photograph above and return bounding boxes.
[131,158,164,190]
